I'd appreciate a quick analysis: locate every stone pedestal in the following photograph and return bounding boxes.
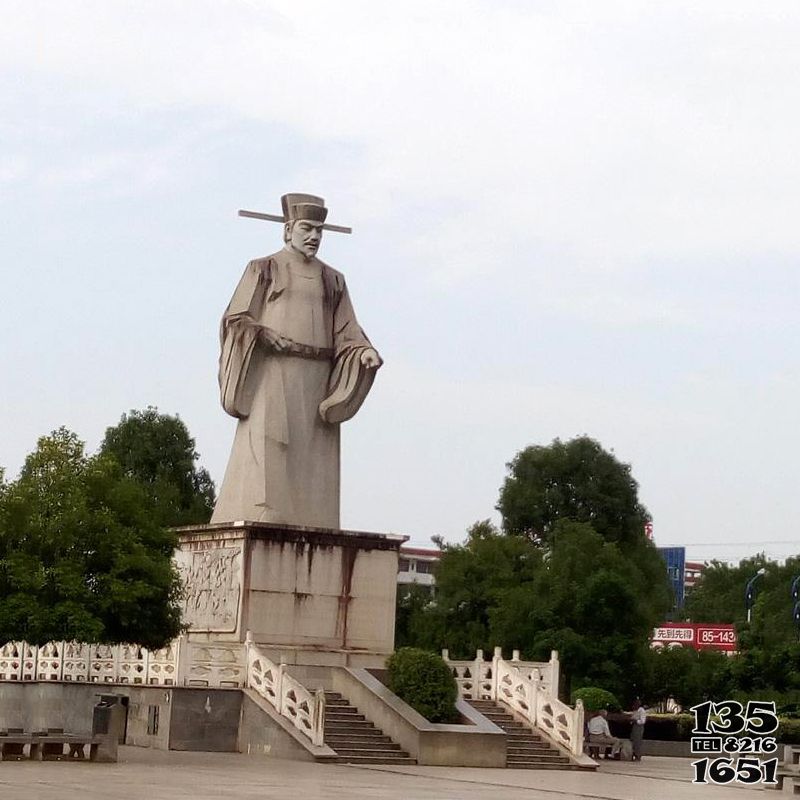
[174,522,406,668]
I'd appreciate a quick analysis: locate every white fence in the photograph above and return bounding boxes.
[443,647,584,757]
[0,634,325,748]
[245,634,325,746]
[0,637,246,687]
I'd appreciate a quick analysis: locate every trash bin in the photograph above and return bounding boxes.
[93,695,127,744]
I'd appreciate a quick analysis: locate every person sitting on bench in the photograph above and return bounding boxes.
[587,709,622,759]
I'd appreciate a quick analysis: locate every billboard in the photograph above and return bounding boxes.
[651,622,737,652]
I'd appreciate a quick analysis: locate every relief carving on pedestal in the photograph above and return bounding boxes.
[177,546,242,632]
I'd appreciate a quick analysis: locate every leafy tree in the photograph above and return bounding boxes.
[395,583,445,652]
[99,407,215,526]
[428,520,544,658]
[684,555,800,650]
[490,521,666,699]
[0,428,183,649]
[402,520,668,700]
[497,436,648,548]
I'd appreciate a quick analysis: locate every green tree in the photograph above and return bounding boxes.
[395,584,445,651]
[497,436,648,548]
[490,521,665,699]
[0,428,183,649]
[429,520,544,658]
[403,521,668,700]
[684,555,799,650]
[99,407,215,526]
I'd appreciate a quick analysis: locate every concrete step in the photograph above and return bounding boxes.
[509,746,554,756]
[510,753,569,764]
[333,746,404,756]
[506,736,551,745]
[334,755,417,765]
[322,691,412,765]
[325,732,391,743]
[325,719,379,731]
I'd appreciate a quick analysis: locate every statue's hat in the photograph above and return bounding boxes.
[238,192,351,233]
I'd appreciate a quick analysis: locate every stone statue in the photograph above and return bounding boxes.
[211,193,382,528]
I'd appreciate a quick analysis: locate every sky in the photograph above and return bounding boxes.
[1,1,798,564]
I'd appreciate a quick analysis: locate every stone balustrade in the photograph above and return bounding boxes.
[0,638,246,688]
[443,647,584,756]
[245,634,325,746]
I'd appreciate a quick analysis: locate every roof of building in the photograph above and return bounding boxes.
[400,546,443,558]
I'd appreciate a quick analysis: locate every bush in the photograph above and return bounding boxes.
[572,686,621,713]
[778,718,800,744]
[386,647,458,723]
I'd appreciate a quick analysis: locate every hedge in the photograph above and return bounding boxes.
[386,647,458,723]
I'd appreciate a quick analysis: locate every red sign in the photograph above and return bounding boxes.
[651,622,737,652]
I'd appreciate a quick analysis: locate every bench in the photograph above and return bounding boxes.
[0,730,117,762]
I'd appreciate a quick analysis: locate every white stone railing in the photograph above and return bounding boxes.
[245,634,325,746]
[443,647,584,757]
[0,637,246,688]
[442,647,558,700]
[535,689,584,756]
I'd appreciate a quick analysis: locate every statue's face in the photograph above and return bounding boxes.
[288,219,323,259]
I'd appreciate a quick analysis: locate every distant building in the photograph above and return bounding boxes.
[397,546,441,589]
[684,560,706,592]
[657,546,687,611]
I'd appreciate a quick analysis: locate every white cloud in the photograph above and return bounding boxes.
[2,1,799,557]
[5,1,800,268]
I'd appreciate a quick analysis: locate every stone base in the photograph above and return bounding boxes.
[174,521,406,668]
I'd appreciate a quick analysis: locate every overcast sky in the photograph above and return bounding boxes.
[2,1,798,563]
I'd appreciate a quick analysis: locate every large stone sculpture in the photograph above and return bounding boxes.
[211,193,382,528]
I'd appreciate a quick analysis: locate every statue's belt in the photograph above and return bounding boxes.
[278,341,335,361]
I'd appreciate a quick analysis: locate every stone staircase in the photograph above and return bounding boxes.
[470,699,573,770]
[322,691,416,765]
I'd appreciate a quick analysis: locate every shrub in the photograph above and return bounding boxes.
[572,686,621,713]
[778,718,800,744]
[386,647,458,723]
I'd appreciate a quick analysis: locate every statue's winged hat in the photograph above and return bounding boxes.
[238,193,351,233]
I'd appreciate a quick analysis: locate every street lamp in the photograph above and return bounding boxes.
[745,568,766,624]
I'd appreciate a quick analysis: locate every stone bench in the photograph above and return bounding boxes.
[0,731,117,762]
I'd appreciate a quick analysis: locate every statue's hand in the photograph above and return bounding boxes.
[360,348,382,369]
[260,326,292,353]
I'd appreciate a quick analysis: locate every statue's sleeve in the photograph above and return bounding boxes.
[319,278,381,424]
[219,260,268,418]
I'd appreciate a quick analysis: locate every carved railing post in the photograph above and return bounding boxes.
[491,647,502,701]
[474,649,483,700]
[276,663,286,715]
[549,649,560,700]
[574,698,585,754]
[312,687,326,746]
[176,635,189,686]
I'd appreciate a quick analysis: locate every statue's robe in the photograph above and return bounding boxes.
[211,248,378,528]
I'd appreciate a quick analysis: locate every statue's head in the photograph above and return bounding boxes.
[281,193,328,260]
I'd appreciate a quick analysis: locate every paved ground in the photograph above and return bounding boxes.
[0,747,767,800]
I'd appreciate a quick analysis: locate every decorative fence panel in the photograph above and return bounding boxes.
[443,647,584,757]
[245,634,325,746]
[0,636,246,688]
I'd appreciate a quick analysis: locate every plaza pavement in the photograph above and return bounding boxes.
[0,746,766,800]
